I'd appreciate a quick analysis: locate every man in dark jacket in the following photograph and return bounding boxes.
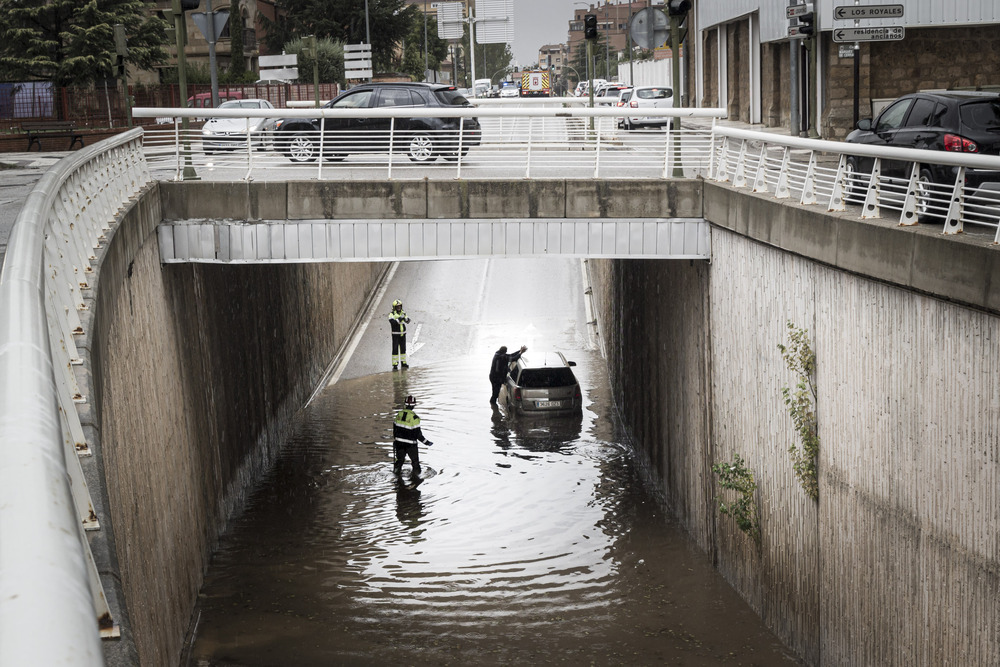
[489,344,528,404]
[393,394,433,476]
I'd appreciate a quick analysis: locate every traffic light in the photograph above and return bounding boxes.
[180,0,200,10]
[584,14,597,40]
[797,12,815,37]
[667,0,691,16]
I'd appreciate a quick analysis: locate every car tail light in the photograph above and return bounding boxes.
[630,100,638,108]
[575,385,581,399]
[944,133,978,153]
[514,388,521,401]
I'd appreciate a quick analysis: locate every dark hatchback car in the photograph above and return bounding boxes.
[844,91,1000,192]
[501,351,583,416]
[274,82,481,163]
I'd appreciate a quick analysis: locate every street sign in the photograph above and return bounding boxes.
[832,26,904,42]
[344,43,373,80]
[838,45,855,58]
[786,4,812,19]
[192,10,229,43]
[834,4,903,21]
[630,7,669,50]
[788,25,811,39]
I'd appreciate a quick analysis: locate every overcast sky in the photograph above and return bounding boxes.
[509,0,584,66]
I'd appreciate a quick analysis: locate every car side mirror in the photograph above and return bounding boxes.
[567,361,577,366]
[856,118,872,131]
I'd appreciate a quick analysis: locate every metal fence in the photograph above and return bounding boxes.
[0,128,150,666]
[0,82,340,133]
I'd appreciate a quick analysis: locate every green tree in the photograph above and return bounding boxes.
[400,16,449,81]
[0,0,167,87]
[228,0,246,79]
[258,0,418,74]
[570,36,616,83]
[285,37,344,85]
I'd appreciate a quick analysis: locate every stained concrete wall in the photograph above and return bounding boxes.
[79,184,388,666]
[588,182,1000,665]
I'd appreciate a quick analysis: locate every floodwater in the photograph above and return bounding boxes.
[185,258,799,666]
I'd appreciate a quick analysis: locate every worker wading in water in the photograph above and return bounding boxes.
[393,395,433,476]
[389,299,410,370]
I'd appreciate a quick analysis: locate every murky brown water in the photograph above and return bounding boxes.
[185,348,799,666]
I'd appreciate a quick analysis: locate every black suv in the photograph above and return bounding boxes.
[844,91,1000,191]
[275,82,481,163]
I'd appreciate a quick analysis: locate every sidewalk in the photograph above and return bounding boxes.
[1,152,70,272]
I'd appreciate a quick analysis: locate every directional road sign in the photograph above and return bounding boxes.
[832,26,904,42]
[786,4,812,19]
[834,4,903,21]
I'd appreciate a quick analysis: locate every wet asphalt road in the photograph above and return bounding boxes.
[183,257,800,666]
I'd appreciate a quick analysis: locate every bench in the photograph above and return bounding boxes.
[22,121,85,151]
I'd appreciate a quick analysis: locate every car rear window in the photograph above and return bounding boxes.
[518,368,577,389]
[434,89,471,106]
[960,100,1000,130]
[637,88,671,99]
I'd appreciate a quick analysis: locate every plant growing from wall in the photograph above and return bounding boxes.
[778,321,819,501]
[711,454,760,545]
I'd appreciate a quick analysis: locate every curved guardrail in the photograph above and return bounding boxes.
[710,125,1000,240]
[0,127,150,665]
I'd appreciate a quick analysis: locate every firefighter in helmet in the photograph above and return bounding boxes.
[393,395,433,476]
[389,299,411,370]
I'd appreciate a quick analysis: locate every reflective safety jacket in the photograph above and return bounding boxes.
[393,409,429,446]
[389,310,410,337]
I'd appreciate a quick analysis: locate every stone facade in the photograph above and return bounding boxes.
[699,21,1000,139]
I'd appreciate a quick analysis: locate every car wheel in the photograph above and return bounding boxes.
[915,168,940,222]
[407,133,436,162]
[283,133,317,163]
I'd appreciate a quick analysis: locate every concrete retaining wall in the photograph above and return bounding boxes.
[80,184,388,665]
[588,184,1000,665]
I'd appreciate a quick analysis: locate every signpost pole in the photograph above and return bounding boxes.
[789,0,800,136]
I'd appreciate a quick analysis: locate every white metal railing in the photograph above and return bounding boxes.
[133,102,1000,237]
[0,128,150,665]
[710,125,1000,241]
[132,104,725,182]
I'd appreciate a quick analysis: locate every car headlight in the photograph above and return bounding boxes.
[202,127,212,135]
[275,119,284,130]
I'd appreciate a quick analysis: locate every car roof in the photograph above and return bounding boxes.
[516,351,572,369]
[905,90,1000,102]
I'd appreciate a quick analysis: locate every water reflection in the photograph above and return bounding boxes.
[187,353,797,666]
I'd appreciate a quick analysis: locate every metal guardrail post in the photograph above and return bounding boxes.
[943,167,967,235]
[387,118,396,180]
[733,139,748,189]
[828,155,847,212]
[800,153,818,205]
[899,163,920,226]
[775,148,791,199]
[752,148,769,193]
[861,158,882,219]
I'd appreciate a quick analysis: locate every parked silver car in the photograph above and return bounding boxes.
[502,351,583,415]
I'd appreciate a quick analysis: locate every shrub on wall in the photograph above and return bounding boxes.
[711,454,760,546]
[778,321,819,501]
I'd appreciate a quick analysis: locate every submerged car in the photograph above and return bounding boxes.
[201,98,276,153]
[502,351,583,416]
[274,82,482,163]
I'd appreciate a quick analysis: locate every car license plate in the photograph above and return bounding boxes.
[535,400,561,408]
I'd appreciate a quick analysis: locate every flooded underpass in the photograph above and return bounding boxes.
[184,258,799,666]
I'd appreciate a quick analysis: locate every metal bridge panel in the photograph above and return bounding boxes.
[158,219,712,262]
